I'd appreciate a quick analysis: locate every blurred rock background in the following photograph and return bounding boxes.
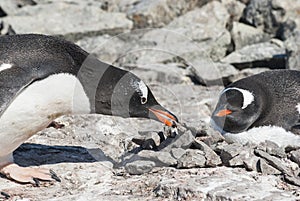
[0,0,300,200]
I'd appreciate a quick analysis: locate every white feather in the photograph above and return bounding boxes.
[296,103,300,114]
[131,80,148,103]
[0,73,90,159]
[222,87,254,109]
[0,63,12,72]
[223,126,300,147]
[138,80,148,99]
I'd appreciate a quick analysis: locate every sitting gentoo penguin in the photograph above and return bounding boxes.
[0,34,178,184]
[211,70,300,146]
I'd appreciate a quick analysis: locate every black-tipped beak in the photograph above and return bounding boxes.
[148,107,178,127]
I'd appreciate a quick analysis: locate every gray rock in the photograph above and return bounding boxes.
[135,29,207,65]
[189,122,225,146]
[166,1,231,61]
[243,152,260,171]
[289,149,300,166]
[35,0,119,11]
[228,148,255,167]
[213,141,230,153]
[125,160,155,175]
[0,21,15,35]
[136,1,231,63]
[284,174,300,187]
[76,35,127,64]
[193,139,222,167]
[0,0,36,16]
[257,158,282,175]
[153,167,299,201]
[2,2,133,39]
[276,19,297,41]
[96,0,124,12]
[127,63,192,85]
[285,144,300,154]
[170,148,186,160]
[221,40,287,70]
[132,131,163,150]
[188,60,239,86]
[77,29,206,70]
[126,0,198,28]
[272,0,300,30]
[138,150,177,166]
[221,0,246,22]
[115,0,142,13]
[265,140,286,158]
[285,30,300,70]
[177,149,206,168]
[159,130,195,152]
[219,143,243,166]
[254,149,293,176]
[240,0,283,35]
[230,21,271,50]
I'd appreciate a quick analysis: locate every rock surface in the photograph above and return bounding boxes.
[1,0,300,200]
[1,2,133,40]
[126,0,199,28]
[230,21,271,50]
[221,40,287,69]
[289,149,300,166]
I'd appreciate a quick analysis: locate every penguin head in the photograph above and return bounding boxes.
[92,65,178,127]
[127,81,178,127]
[211,87,259,133]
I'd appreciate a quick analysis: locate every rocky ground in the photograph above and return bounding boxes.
[1,0,300,200]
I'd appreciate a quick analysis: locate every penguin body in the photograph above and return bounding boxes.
[0,34,177,184]
[211,70,300,145]
[0,73,90,158]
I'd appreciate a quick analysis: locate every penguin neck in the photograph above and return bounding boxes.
[76,55,130,116]
[250,84,273,128]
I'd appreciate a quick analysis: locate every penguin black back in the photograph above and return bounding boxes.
[0,34,86,75]
[211,70,300,133]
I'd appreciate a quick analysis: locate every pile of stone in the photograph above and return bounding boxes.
[127,122,300,187]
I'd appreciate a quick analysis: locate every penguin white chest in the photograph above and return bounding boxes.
[0,73,90,156]
[223,126,300,147]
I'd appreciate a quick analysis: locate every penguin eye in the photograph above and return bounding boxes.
[141,97,147,104]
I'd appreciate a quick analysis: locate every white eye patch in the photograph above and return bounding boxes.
[221,87,254,109]
[0,63,13,72]
[296,103,300,114]
[131,80,148,104]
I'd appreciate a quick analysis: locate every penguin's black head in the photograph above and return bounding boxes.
[90,64,178,127]
[211,87,259,133]
[127,83,178,127]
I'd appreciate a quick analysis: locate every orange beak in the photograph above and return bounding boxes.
[149,108,178,127]
[215,109,232,117]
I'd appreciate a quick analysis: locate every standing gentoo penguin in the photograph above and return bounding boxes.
[0,34,178,184]
[211,70,300,146]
